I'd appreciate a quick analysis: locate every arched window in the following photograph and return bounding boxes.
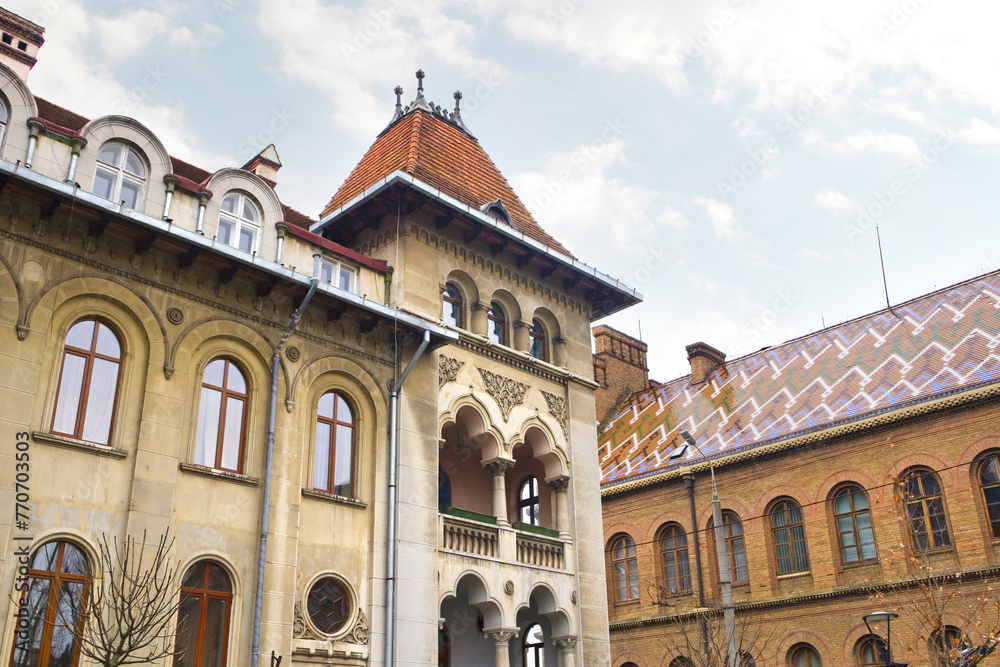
[900,468,950,550]
[10,541,90,667]
[738,651,757,667]
[518,476,540,525]
[175,561,232,667]
[487,302,506,345]
[978,454,1000,538]
[715,511,749,583]
[930,626,969,666]
[659,524,691,593]
[314,391,355,497]
[0,100,8,146]
[529,319,547,361]
[669,659,695,667]
[93,142,145,210]
[790,645,821,667]
[610,534,639,602]
[51,318,122,445]
[523,623,544,667]
[771,499,809,574]
[833,486,877,563]
[194,358,248,473]
[442,284,463,328]
[218,192,261,253]
[858,636,888,666]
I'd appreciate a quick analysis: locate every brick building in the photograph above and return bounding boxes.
[598,272,1000,666]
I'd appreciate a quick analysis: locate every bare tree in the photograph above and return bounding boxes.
[62,530,185,667]
[653,595,777,667]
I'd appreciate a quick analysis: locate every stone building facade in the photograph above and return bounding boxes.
[599,274,1000,666]
[0,11,639,667]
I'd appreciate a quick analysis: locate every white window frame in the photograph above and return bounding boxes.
[93,142,146,210]
[319,257,357,293]
[218,192,262,254]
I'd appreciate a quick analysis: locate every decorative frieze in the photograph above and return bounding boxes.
[478,367,528,421]
[541,390,568,436]
[439,354,464,387]
[345,610,370,645]
[292,601,323,640]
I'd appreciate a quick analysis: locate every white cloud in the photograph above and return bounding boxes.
[692,196,740,241]
[815,187,861,213]
[656,206,692,230]
[803,129,922,160]
[957,118,1000,148]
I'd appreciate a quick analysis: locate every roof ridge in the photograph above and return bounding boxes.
[405,110,422,174]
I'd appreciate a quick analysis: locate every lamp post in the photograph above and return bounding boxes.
[679,430,739,667]
[862,611,908,667]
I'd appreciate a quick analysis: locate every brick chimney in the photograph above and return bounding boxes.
[242,144,282,187]
[593,325,649,430]
[686,341,726,384]
[0,7,44,82]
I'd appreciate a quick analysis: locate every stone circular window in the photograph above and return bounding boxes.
[307,577,351,635]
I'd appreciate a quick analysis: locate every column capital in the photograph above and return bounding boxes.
[553,635,577,651]
[546,474,570,492]
[482,457,515,475]
[484,628,518,646]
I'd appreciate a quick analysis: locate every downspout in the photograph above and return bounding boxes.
[684,475,709,658]
[250,252,321,667]
[384,329,431,667]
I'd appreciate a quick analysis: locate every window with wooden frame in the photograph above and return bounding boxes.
[522,623,545,667]
[857,636,888,666]
[442,284,463,328]
[528,319,547,361]
[658,523,691,594]
[314,391,356,497]
[194,358,248,473]
[977,453,1000,539]
[518,476,540,526]
[93,142,146,210]
[930,626,969,666]
[609,534,639,603]
[10,541,90,667]
[714,511,749,583]
[175,561,232,667]
[51,318,123,446]
[487,302,506,345]
[833,486,877,564]
[771,499,809,574]
[790,645,821,667]
[900,468,950,551]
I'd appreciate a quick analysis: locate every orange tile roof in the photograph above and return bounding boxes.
[322,110,575,258]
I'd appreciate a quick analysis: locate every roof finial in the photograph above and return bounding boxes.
[416,69,425,94]
[451,90,471,134]
[389,85,404,123]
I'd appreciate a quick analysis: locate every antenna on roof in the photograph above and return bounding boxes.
[876,226,890,309]
[638,319,643,342]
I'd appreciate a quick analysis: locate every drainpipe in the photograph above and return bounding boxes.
[684,475,709,657]
[250,253,322,667]
[385,329,431,667]
[25,120,42,169]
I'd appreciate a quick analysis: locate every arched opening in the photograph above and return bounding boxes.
[439,574,502,667]
[513,586,571,667]
[439,405,499,521]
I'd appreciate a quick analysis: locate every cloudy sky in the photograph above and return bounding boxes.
[14,0,1000,380]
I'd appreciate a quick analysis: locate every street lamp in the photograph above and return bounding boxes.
[862,611,907,667]
[678,430,739,667]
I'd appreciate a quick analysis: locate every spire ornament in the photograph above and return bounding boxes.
[390,85,404,123]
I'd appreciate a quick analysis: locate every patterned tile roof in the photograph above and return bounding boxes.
[600,271,1000,487]
[320,109,575,258]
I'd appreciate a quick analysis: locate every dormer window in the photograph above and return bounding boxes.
[218,192,260,253]
[480,199,513,227]
[319,257,357,293]
[93,142,146,210]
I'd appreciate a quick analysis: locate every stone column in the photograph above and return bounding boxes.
[471,301,489,336]
[485,629,517,667]
[547,475,570,538]
[554,636,577,667]
[483,458,515,526]
[513,320,530,352]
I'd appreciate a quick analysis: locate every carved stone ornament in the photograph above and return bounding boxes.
[570,590,578,604]
[439,355,464,388]
[292,601,323,640]
[483,458,515,475]
[503,579,515,595]
[477,368,528,422]
[485,630,518,646]
[554,636,578,651]
[166,307,184,325]
[344,610,369,645]
[285,345,301,362]
[541,390,568,436]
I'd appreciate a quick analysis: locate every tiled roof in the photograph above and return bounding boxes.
[321,109,575,258]
[281,204,314,229]
[36,97,88,132]
[600,271,1000,487]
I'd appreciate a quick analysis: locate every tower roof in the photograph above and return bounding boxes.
[321,73,574,258]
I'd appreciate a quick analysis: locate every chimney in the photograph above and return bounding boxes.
[686,342,726,384]
[593,325,650,430]
[242,144,282,187]
[0,7,44,82]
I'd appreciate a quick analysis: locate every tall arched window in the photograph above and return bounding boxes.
[659,524,691,593]
[858,636,888,666]
[194,358,248,473]
[93,142,145,210]
[0,100,8,146]
[771,499,809,574]
[833,486,876,564]
[518,476,540,525]
[175,561,232,667]
[610,534,639,602]
[901,468,950,550]
[51,318,122,445]
[314,391,355,497]
[218,192,261,253]
[930,626,969,666]
[529,319,547,361]
[442,284,463,328]
[737,651,757,667]
[978,453,1000,539]
[487,302,506,345]
[716,511,749,583]
[669,659,695,667]
[10,541,90,667]
[791,645,821,667]
[523,623,544,667]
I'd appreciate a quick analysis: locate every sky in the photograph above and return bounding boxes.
[13,0,1000,381]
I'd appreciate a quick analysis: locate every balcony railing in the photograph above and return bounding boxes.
[515,532,565,569]
[441,513,498,558]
